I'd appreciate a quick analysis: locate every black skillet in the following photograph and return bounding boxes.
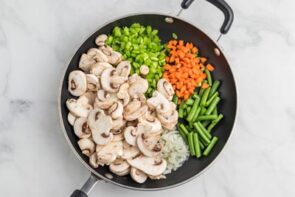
[58,0,236,196]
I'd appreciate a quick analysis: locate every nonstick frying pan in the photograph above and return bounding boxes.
[58,0,236,196]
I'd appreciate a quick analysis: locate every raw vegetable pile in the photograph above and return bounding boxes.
[106,23,166,96]
[66,23,224,184]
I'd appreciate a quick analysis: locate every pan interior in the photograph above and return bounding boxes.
[60,14,237,190]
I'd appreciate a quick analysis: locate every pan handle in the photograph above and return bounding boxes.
[70,174,99,197]
[181,0,234,34]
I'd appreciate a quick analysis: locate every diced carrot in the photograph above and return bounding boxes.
[206,64,215,71]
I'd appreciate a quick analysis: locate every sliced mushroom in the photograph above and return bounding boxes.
[77,138,95,156]
[109,159,130,176]
[124,105,148,121]
[148,174,166,180]
[124,126,138,146]
[128,74,148,98]
[89,153,99,168]
[127,156,167,176]
[66,98,93,117]
[86,74,99,91]
[124,99,142,115]
[108,101,123,119]
[74,117,91,138]
[95,90,118,109]
[139,65,149,77]
[117,83,130,106]
[87,48,108,63]
[67,113,76,126]
[126,120,138,127]
[108,51,122,65]
[99,45,113,56]
[116,61,131,79]
[136,133,162,157]
[80,91,96,106]
[157,79,174,101]
[101,68,120,93]
[68,70,87,96]
[97,141,123,164]
[111,117,126,132]
[95,34,107,46]
[122,142,140,159]
[130,168,148,184]
[147,91,171,114]
[112,129,124,142]
[90,62,113,77]
[157,107,178,130]
[138,111,162,133]
[79,53,96,72]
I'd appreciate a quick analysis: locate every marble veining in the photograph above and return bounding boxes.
[0,0,295,196]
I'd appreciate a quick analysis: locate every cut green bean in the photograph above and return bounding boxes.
[193,123,210,144]
[179,129,187,143]
[200,87,211,106]
[199,139,205,150]
[193,133,201,158]
[188,132,195,156]
[197,115,218,121]
[186,96,200,122]
[172,95,178,106]
[192,107,201,122]
[206,92,219,107]
[213,107,218,116]
[198,80,207,96]
[209,80,220,97]
[178,107,184,118]
[200,107,207,115]
[202,120,211,128]
[207,114,224,132]
[196,122,212,139]
[203,136,218,156]
[205,97,220,115]
[179,124,189,135]
[205,69,212,86]
[185,98,194,105]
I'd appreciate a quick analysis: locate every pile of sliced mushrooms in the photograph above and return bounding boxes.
[66,34,178,184]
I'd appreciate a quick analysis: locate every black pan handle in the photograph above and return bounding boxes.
[181,0,234,34]
[70,174,99,197]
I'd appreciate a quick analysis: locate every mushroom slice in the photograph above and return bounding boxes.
[122,142,140,159]
[124,99,142,115]
[68,70,87,96]
[117,83,130,106]
[136,133,162,157]
[66,98,93,118]
[86,74,99,91]
[124,126,138,146]
[138,111,162,133]
[111,117,126,132]
[139,65,149,77]
[80,91,96,106]
[157,106,178,130]
[79,53,96,72]
[99,45,113,56]
[109,159,130,176]
[77,138,95,156]
[116,61,131,79]
[127,156,167,176]
[97,141,123,164]
[112,129,124,142]
[108,51,122,65]
[67,113,76,126]
[108,101,123,119]
[147,91,170,114]
[101,68,120,93]
[128,74,148,98]
[90,62,113,77]
[74,117,91,138]
[157,79,175,101]
[89,153,99,168]
[87,48,108,63]
[149,174,166,180]
[124,105,148,121]
[95,90,118,109]
[130,168,148,184]
[95,34,107,46]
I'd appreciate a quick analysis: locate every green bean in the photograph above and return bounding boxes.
[203,136,218,156]
[200,107,207,115]
[205,69,212,86]
[197,115,218,121]
[172,33,178,39]
[197,122,212,139]
[179,124,189,135]
[193,93,199,99]
[198,80,207,96]
[206,92,219,107]
[213,107,218,116]
[205,97,220,115]
[202,120,211,128]
[200,87,211,106]
[187,132,195,156]
[185,98,194,106]
[179,129,187,143]
[199,139,205,150]
[207,114,224,132]
[178,107,184,118]
[193,133,201,158]
[193,123,210,144]
[186,96,200,122]
[209,80,220,97]
[192,107,201,122]
[172,95,178,106]
[186,106,191,113]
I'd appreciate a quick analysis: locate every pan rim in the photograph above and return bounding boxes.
[58,12,238,191]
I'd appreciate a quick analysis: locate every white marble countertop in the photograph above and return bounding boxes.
[1,0,295,196]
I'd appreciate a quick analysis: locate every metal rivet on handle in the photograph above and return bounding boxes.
[214,48,221,56]
[105,173,113,179]
[165,17,174,24]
